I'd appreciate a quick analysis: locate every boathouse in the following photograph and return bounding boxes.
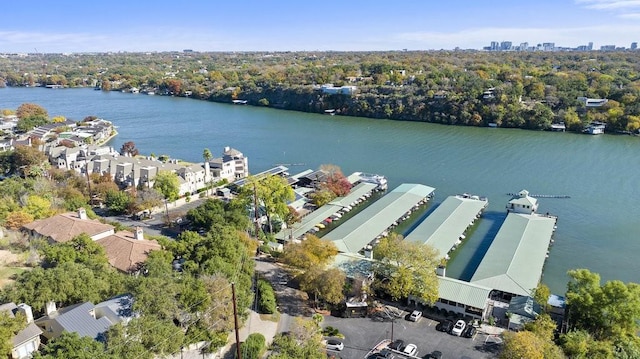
[324,183,435,254]
[506,190,538,214]
[405,194,488,260]
[274,182,377,242]
[470,212,557,299]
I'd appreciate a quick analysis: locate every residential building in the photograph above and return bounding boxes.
[320,84,357,95]
[506,296,541,331]
[577,96,609,107]
[35,295,135,341]
[96,227,162,273]
[209,146,249,182]
[0,303,42,359]
[22,208,115,243]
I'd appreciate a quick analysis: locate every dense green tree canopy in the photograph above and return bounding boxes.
[373,233,440,303]
[153,170,180,202]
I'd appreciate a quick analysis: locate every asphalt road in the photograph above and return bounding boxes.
[323,313,500,359]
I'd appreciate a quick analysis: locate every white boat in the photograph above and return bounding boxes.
[357,172,388,191]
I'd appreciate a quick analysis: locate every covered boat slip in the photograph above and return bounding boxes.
[404,195,488,259]
[470,212,557,297]
[325,183,436,254]
[275,182,376,241]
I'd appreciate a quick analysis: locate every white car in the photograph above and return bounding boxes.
[408,310,422,322]
[403,343,418,356]
[325,338,344,351]
[451,319,466,336]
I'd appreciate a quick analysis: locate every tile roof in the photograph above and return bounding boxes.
[96,231,161,272]
[23,211,114,243]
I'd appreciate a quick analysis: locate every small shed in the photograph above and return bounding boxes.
[217,187,231,199]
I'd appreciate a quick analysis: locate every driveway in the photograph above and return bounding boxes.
[254,258,312,334]
[322,312,500,359]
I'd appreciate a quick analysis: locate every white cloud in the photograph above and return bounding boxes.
[575,0,640,18]
[619,12,640,17]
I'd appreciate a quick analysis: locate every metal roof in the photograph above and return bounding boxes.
[324,183,435,254]
[328,182,377,208]
[470,213,557,297]
[275,183,377,241]
[437,276,491,309]
[405,195,488,259]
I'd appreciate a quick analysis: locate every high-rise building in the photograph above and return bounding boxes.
[588,42,593,50]
[500,41,512,51]
[490,41,500,51]
[519,42,529,51]
[542,42,555,51]
[632,42,638,50]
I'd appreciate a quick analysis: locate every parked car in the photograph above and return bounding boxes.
[451,320,466,336]
[436,320,453,332]
[462,325,476,338]
[403,343,418,356]
[326,338,344,351]
[424,350,442,359]
[408,310,422,322]
[389,339,405,351]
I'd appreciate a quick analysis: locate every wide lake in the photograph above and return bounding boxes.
[2,87,639,294]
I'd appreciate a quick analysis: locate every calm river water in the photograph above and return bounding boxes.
[2,87,639,294]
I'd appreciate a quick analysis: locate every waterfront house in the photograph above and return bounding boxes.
[320,84,357,95]
[22,208,115,244]
[584,122,606,135]
[506,296,541,331]
[35,295,135,342]
[209,146,249,182]
[0,303,42,359]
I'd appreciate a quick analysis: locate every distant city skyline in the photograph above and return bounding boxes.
[2,0,640,52]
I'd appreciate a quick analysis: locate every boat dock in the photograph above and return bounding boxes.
[404,194,488,260]
[506,193,570,199]
[324,183,435,254]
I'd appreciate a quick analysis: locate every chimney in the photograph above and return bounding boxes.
[78,207,87,220]
[363,245,373,259]
[45,301,57,316]
[17,303,34,323]
[436,265,446,277]
[134,227,144,240]
[224,146,230,153]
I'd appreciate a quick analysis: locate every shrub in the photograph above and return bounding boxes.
[241,333,266,359]
[257,279,277,314]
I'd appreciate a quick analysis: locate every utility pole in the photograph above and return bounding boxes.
[253,182,261,238]
[232,283,242,359]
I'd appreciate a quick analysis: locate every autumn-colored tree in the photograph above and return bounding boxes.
[119,141,139,157]
[16,103,48,120]
[281,234,338,271]
[500,331,545,359]
[319,164,352,196]
[4,210,35,229]
[25,195,53,219]
[51,115,66,123]
[12,145,49,177]
[299,266,346,307]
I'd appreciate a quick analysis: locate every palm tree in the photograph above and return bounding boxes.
[203,148,213,196]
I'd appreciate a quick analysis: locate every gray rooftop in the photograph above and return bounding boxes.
[53,302,114,340]
[324,183,435,253]
[470,213,557,297]
[405,195,488,259]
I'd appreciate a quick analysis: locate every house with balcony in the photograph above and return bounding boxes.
[506,190,538,214]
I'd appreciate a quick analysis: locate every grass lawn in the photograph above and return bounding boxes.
[0,266,29,286]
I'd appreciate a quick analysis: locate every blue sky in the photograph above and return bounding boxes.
[2,0,639,52]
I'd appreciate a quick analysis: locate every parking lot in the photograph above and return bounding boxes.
[322,310,500,359]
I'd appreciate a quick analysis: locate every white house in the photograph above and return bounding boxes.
[0,303,42,359]
[209,146,249,183]
[506,190,538,214]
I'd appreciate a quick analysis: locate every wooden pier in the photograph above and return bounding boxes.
[506,193,570,199]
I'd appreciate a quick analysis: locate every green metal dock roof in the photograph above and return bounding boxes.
[329,182,377,207]
[470,213,557,297]
[275,203,342,241]
[274,182,377,241]
[437,276,492,310]
[324,183,436,254]
[405,195,488,259]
